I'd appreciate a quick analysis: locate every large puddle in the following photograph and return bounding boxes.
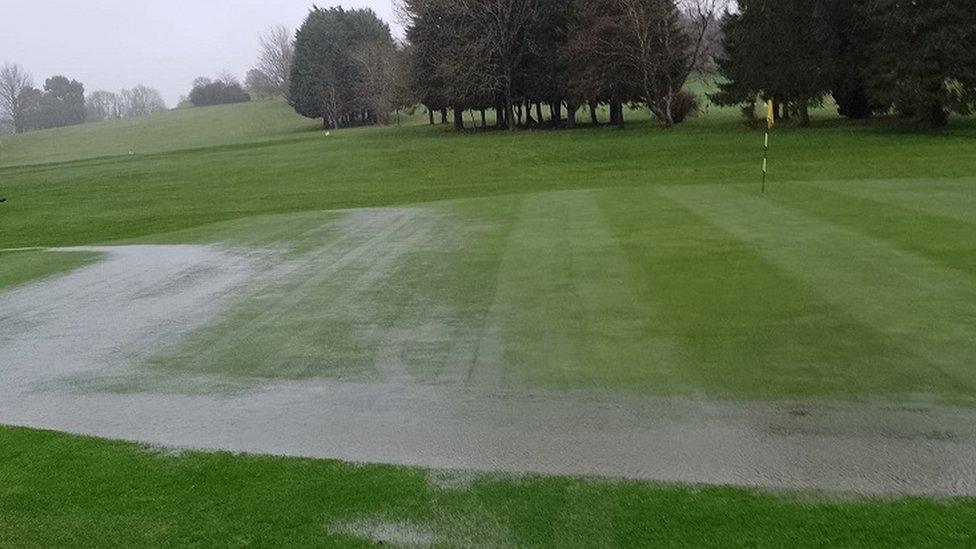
[2,241,976,496]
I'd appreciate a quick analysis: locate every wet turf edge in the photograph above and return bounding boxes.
[1,425,974,548]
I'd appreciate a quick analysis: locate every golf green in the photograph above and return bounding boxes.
[2,99,976,546]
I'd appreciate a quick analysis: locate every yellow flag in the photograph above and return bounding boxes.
[765,100,775,128]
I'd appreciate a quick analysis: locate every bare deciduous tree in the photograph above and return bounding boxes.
[257,25,295,97]
[571,0,719,127]
[0,63,34,133]
[245,69,276,99]
[461,0,541,130]
[119,86,167,117]
[352,39,400,124]
[86,90,122,122]
[88,86,165,121]
[192,76,213,89]
[217,70,241,87]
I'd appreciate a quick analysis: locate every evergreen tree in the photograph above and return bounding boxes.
[870,0,976,126]
[14,76,86,131]
[290,6,395,129]
[520,0,573,125]
[713,0,833,126]
[824,0,883,119]
[403,0,452,124]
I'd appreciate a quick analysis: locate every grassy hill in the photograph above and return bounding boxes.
[3,100,976,546]
[0,100,319,167]
[3,100,976,249]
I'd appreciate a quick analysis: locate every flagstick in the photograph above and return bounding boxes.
[761,125,769,194]
[761,99,776,194]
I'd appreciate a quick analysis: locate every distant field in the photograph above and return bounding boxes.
[0,100,319,167]
[2,99,976,546]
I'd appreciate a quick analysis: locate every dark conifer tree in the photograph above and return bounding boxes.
[824,0,883,119]
[870,0,976,126]
[290,6,395,128]
[713,0,833,126]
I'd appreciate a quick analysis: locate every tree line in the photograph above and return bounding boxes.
[0,63,166,134]
[401,0,721,130]
[283,2,720,131]
[714,0,976,127]
[7,1,973,134]
[86,86,167,122]
[286,0,976,131]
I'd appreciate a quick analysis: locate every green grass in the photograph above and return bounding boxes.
[1,426,973,548]
[110,181,974,405]
[0,250,99,291]
[3,105,976,249]
[3,99,976,545]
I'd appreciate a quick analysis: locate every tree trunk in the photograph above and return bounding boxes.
[427,109,434,125]
[536,103,544,126]
[505,81,516,131]
[524,101,536,127]
[453,107,464,131]
[567,105,577,128]
[610,101,624,128]
[480,109,487,129]
[440,108,448,124]
[658,95,674,128]
[929,102,948,127]
[552,103,563,125]
[589,101,599,125]
[799,103,810,127]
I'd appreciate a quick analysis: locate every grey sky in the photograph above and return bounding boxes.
[1,1,398,107]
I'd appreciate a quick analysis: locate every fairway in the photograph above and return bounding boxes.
[3,100,976,545]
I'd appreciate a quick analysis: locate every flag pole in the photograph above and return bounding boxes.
[762,126,769,193]
[761,99,774,194]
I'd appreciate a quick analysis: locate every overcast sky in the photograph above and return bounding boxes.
[1,1,398,107]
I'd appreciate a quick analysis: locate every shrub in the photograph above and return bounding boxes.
[669,90,699,125]
[188,81,251,107]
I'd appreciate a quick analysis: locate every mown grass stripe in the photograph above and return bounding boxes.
[770,182,976,278]
[808,178,976,226]
[597,187,907,401]
[662,184,976,404]
[491,190,682,392]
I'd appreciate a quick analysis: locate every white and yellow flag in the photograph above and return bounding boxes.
[765,99,775,128]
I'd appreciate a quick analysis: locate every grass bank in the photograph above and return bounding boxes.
[1,426,973,547]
